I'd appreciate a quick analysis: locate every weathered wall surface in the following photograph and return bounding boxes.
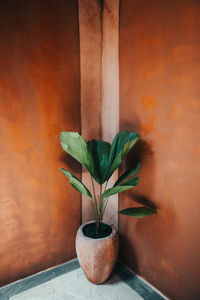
[119,0,200,299]
[0,0,81,286]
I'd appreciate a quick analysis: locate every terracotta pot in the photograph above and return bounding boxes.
[76,221,119,284]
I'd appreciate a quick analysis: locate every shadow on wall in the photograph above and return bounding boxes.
[120,118,156,209]
[60,152,81,175]
[119,119,175,283]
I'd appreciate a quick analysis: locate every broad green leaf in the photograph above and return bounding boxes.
[114,160,141,187]
[87,140,111,184]
[60,168,92,199]
[60,132,94,174]
[107,132,139,179]
[118,207,156,218]
[102,177,140,198]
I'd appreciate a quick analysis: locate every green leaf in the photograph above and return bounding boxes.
[87,140,111,184]
[60,168,92,199]
[102,177,140,198]
[107,132,139,179]
[118,207,157,218]
[60,132,94,174]
[114,160,141,187]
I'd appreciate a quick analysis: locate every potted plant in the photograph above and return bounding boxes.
[60,131,156,284]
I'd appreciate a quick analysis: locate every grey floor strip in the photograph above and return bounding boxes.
[114,262,167,300]
[0,259,167,300]
[0,259,80,300]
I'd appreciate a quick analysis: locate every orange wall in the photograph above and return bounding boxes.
[0,0,81,286]
[119,0,200,299]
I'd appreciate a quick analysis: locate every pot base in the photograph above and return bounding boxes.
[76,221,119,284]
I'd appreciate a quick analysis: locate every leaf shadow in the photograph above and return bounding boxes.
[59,152,81,174]
[119,119,176,281]
[129,193,158,210]
[118,119,158,273]
[119,232,139,274]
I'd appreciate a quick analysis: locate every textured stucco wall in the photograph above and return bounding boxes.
[119,0,200,299]
[1,0,200,297]
[0,0,81,287]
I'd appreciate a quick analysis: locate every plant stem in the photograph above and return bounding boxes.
[90,175,98,222]
[90,199,97,223]
[104,181,108,193]
[97,181,108,223]
[99,184,103,221]
[101,196,109,218]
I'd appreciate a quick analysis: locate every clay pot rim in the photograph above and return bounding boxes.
[78,220,117,241]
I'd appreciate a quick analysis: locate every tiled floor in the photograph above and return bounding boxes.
[10,268,143,300]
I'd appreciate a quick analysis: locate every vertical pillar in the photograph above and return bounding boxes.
[102,0,119,227]
[78,0,102,222]
[79,0,120,227]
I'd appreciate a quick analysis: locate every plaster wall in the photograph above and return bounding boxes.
[119,0,200,299]
[0,0,81,286]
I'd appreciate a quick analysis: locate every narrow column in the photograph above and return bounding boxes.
[79,0,120,227]
[102,0,119,227]
[78,0,102,222]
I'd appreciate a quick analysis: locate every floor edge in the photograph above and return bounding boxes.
[0,259,168,300]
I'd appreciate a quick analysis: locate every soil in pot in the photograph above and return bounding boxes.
[82,222,112,239]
